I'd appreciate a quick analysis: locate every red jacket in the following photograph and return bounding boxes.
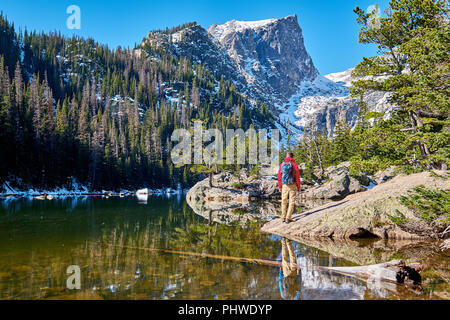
[278,157,301,192]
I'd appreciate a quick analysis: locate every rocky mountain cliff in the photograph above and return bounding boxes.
[208,15,318,105]
[142,15,392,138]
[292,70,393,138]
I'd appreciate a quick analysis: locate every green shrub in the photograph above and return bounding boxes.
[300,162,317,184]
[399,185,450,224]
[232,207,247,215]
[349,155,393,176]
[249,164,261,177]
[429,171,449,179]
[387,209,410,225]
[400,165,426,175]
[232,182,246,190]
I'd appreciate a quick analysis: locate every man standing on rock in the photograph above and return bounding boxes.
[278,152,301,223]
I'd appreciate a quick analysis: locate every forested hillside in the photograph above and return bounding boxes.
[0,0,448,192]
[0,15,272,190]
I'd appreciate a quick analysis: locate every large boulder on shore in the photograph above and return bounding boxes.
[186,170,281,224]
[189,170,281,201]
[262,170,450,240]
[373,166,402,185]
[303,164,369,200]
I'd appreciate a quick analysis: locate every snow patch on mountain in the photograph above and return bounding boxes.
[275,59,398,141]
[275,75,350,144]
[325,68,355,88]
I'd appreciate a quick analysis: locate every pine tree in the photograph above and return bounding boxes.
[0,14,274,189]
[329,120,352,165]
[352,0,449,170]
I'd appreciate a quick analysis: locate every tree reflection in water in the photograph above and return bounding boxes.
[0,196,445,300]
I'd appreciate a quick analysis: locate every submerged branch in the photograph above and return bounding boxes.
[93,242,423,287]
[93,242,283,267]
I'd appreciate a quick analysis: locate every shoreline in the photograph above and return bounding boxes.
[1,181,189,199]
[261,170,449,241]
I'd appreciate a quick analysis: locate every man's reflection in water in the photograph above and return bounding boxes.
[279,237,302,300]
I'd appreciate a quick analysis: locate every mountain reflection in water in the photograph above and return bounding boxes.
[0,196,445,300]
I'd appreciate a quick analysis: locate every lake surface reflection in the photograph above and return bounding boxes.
[0,196,441,300]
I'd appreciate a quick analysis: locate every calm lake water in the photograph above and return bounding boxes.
[0,196,447,300]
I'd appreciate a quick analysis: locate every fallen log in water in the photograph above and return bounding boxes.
[93,242,422,286]
[92,242,282,267]
[317,260,423,286]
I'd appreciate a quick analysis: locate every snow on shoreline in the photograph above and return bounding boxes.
[0,180,187,199]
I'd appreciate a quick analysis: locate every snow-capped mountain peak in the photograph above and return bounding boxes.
[207,15,298,43]
[207,14,318,105]
[141,16,392,140]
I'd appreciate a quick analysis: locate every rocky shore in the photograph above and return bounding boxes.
[0,180,185,199]
[186,162,387,224]
[186,170,281,225]
[186,164,449,244]
[261,170,449,240]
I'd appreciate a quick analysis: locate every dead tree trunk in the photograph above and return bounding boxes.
[208,163,213,187]
[312,134,324,177]
[99,242,282,267]
[318,260,422,286]
[99,242,423,288]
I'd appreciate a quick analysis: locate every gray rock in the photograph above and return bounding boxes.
[262,170,449,241]
[374,166,400,185]
[208,15,318,104]
[304,163,366,200]
[186,170,281,225]
[357,174,371,187]
[297,90,393,138]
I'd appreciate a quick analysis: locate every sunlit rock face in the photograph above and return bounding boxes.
[144,15,320,108]
[293,76,393,138]
[206,15,393,138]
[208,15,318,103]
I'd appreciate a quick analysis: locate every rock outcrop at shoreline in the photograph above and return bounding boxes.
[304,162,372,200]
[187,162,370,208]
[186,163,386,224]
[262,171,449,241]
[186,170,281,224]
[187,171,281,202]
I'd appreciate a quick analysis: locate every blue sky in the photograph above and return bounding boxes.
[1,0,389,74]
